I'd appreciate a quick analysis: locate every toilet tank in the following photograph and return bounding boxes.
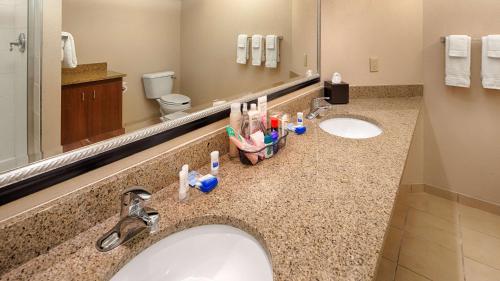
[142,71,175,99]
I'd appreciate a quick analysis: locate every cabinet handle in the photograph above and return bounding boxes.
[81,92,85,102]
[93,90,96,100]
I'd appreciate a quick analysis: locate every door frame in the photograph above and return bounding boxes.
[27,0,43,162]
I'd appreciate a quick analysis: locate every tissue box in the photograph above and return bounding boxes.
[324,81,349,104]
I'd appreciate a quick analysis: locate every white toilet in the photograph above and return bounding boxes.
[142,71,191,118]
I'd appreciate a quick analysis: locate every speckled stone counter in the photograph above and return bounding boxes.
[0,97,422,281]
[62,63,126,86]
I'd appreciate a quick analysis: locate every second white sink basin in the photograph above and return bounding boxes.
[319,117,382,139]
[110,224,273,281]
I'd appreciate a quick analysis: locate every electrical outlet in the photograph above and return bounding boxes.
[370,57,379,72]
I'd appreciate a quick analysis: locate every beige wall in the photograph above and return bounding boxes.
[41,0,62,157]
[422,0,500,205]
[180,0,293,107]
[321,0,423,85]
[62,0,182,129]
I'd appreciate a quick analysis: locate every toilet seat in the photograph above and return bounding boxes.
[159,94,191,105]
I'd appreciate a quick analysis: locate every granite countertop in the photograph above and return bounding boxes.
[0,97,421,281]
[62,71,126,86]
[61,63,126,86]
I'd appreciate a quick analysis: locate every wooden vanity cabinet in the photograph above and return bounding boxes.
[61,78,124,152]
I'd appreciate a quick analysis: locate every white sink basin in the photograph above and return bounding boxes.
[319,117,382,139]
[110,224,273,281]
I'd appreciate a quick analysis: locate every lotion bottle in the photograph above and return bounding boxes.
[229,103,242,158]
[248,103,260,134]
[211,151,220,176]
[241,103,250,140]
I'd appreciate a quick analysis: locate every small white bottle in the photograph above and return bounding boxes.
[179,164,189,202]
[297,112,304,126]
[248,103,260,134]
[210,151,220,176]
[229,103,242,158]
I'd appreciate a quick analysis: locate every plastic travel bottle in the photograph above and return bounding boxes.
[229,103,242,158]
[297,112,304,126]
[270,117,280,141]
[264,135,274,159]
[241,103,250,140]
[248,103,260,135]
[258,96,268,129]
[211,151,220,176]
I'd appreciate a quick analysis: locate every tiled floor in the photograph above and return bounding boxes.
[376,190,500,281]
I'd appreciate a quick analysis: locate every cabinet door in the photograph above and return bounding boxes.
[61,86,90,147]
[88,79,123,140]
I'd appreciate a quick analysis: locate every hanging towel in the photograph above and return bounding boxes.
[251,34,264,66]
[265,35,280,68]
[482,35,500,90]
[236,34,249,65]
[61,32,78,68]
[445,35,471,88]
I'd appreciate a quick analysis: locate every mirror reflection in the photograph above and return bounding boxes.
[0,0,318,174]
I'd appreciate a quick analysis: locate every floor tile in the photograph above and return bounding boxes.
[400,193,459,222]
[460,204,500,240]
[405,209,460,251]
[462,227,500,270]
[399,235,464,281]
[395,266,431,281]
[464,257,500,281]
[383,227,403,262]
[376,258,397,281]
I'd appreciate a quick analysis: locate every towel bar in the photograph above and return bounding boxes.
[247,35,283,40]
[440,36,482,43]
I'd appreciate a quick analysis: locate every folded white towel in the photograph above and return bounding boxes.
[445,35,471,88]
[448,35,469,57]
[62,32,78,68]
[236,34,249,65]
[482,36,500,90]
[265,35,280,68]
[251,34,264,66]
[486,35,500,58]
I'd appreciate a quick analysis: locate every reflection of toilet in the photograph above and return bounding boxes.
[142,71,191,116]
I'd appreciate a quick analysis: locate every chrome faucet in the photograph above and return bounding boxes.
[96,187,160,252]
[306,97,331,120]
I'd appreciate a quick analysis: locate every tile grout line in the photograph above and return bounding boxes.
[399,265,433,281]
[458,206,467,281]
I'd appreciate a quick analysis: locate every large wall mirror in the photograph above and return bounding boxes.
[0,0,320,204]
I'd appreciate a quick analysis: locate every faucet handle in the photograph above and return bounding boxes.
[312,97,330,106]
[145,207,160,234]
[121,187,152,218]
[122,187,152,200]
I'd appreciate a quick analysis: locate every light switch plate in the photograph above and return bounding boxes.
[370,57,379,72]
